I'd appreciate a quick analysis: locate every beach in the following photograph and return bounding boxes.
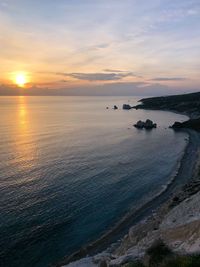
[60,126,200,266]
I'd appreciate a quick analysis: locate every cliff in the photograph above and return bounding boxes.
[172,118,200,132]
[135,91,200,132]
[135,91,200,119]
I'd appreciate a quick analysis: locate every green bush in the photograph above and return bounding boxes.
[123,240,200,267]
[124,261,145,267]
[147,240,172,266]
[162,254,200,267]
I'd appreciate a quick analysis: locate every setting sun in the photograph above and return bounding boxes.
[15,73,27,87]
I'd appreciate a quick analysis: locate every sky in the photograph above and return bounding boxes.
[0,0,200,96]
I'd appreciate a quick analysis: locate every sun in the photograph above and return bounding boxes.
[15,73,27,87]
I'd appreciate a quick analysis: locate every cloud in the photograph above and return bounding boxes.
[103,69,128,73]
[95,43,110,49]
[59,79,68,83]
[103,69,143,78]
[151,77,188,81]
[1,81,198,97]
[55,71,135,81]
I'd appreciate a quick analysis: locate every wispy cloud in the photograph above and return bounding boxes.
[103,69,128,73]
[151,77,188,81]
[54,71,136,81]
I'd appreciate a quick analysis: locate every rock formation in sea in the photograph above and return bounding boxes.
[171,118,200,131]
[134,119,157,129]
[122,104,132,110]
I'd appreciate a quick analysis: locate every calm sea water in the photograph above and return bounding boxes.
[0,96,188,267]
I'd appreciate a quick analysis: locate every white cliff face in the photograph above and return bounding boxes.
[160,191,200,254]
[160,191,200,229]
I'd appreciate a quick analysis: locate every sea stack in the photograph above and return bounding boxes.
[123,104,132,110]
[134,119,157,129]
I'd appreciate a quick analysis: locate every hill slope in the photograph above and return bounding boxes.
[135,91,200,118]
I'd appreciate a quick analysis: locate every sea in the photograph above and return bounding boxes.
[0,96,188,267]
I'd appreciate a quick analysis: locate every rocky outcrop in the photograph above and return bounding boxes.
[134,91,200,118]
[134,119,157,129]
[104,190,200,266]
[171,118,200,131]
[122,104,132,110]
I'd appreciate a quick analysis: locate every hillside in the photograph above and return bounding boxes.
[172,118,200,131]
[135,92,200,118]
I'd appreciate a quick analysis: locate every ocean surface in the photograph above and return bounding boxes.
[0,96,188,267]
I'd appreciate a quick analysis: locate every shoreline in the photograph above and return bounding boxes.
[58,127,200,266]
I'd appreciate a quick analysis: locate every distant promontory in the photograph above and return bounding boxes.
[134,91,200,119]
[134,91,200,131]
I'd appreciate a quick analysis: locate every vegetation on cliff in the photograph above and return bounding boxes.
[134,91,200,131]
[135,91,200,119]
[125,245,200,267]
[124,241,200,267]
[172,118,200,131]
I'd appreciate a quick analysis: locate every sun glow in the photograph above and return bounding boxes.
[15,73,27,87]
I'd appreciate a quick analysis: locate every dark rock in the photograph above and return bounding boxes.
[123,104,132,110]
[171,118,200,131]
[98,260,108,267]
[134,91,200,118]
[134,120,145,128]
[134,119,157,129]
[173,196,179,202]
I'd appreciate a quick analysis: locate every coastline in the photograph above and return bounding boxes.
[58,126,200,267]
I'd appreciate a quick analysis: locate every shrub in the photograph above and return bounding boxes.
[124,261,145,267]
[146,240,172,266]
[162,254,200,267]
